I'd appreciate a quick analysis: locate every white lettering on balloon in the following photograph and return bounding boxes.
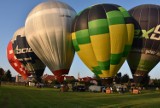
[150,25,160,40]
[15,46,33,54]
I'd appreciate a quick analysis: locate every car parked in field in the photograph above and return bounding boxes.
[88,85,102,92]
[72,85,86,92]
[53,85,61,89]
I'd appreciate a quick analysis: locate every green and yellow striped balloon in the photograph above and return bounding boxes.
[72,4,135,79]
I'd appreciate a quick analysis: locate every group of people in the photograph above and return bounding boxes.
[102,86,127,94]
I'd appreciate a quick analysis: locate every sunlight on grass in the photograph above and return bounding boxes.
[0,85,160,108]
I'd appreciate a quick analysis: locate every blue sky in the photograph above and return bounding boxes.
[0,0,159,79]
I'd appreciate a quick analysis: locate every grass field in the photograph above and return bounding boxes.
[0,85,160,108]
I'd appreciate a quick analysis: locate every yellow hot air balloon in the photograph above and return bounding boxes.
[72,4,135,84]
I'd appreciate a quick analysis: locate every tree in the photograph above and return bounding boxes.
[121,74,129,83]
[51,80,60,85]
[65,78,77,84]
[117,72,122,78]
[0,68,5,79]
[140,75,150,87]
[0,68,5,86]
[152,79,160,87]
[2,70,12,82]
[114,72,122,84]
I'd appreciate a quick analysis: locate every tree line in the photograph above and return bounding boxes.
[0,68,12,82]
[1,67,160,88]
[114,72,160,88]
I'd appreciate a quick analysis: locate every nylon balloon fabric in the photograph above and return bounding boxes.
[7,41,30,80]
[25,1,76,78]
[12,27,46,82]
[127,4,160,83]
[72,4,135,79]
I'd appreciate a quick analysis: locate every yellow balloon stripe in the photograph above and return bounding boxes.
[72,32,76,40]
[109,24,127,54]
[126,24,134,45]
[98,70,110,78]
[90,33,110,61]
[109,58,125,77]
[77,43,98,70]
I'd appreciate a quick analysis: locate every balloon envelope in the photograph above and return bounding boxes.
[127,4,160,83]
[7,41,29,80]
[25,1,76,78]
[12,27,46,82]
[72,4,135,82]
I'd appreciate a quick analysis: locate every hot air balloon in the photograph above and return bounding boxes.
[12,27,46,82]
[7,41,30,80]
[72,4,135,85]
[127,4,160,83]
[25,1,76,82]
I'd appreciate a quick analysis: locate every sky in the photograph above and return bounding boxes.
[0,0,159,79]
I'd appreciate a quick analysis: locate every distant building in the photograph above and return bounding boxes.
[42,74,75,83]
[90,79,98,85]
[15,74,34,82]
[78,76,92,82]
[42,74,56,83]
[64,76,75,81]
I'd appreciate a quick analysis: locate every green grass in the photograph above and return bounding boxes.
[0,85,160,108]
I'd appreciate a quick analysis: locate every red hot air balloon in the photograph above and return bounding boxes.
[7,41,30,80]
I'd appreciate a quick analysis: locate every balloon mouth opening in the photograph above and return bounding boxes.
[133,74,145,84]
[134,74,145,77]
[53,69,69,76]
[101,77,113,86]
[53,69,69,83]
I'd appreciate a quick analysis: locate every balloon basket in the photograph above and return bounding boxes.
[132,88,140,94]
[106,87,112,94]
